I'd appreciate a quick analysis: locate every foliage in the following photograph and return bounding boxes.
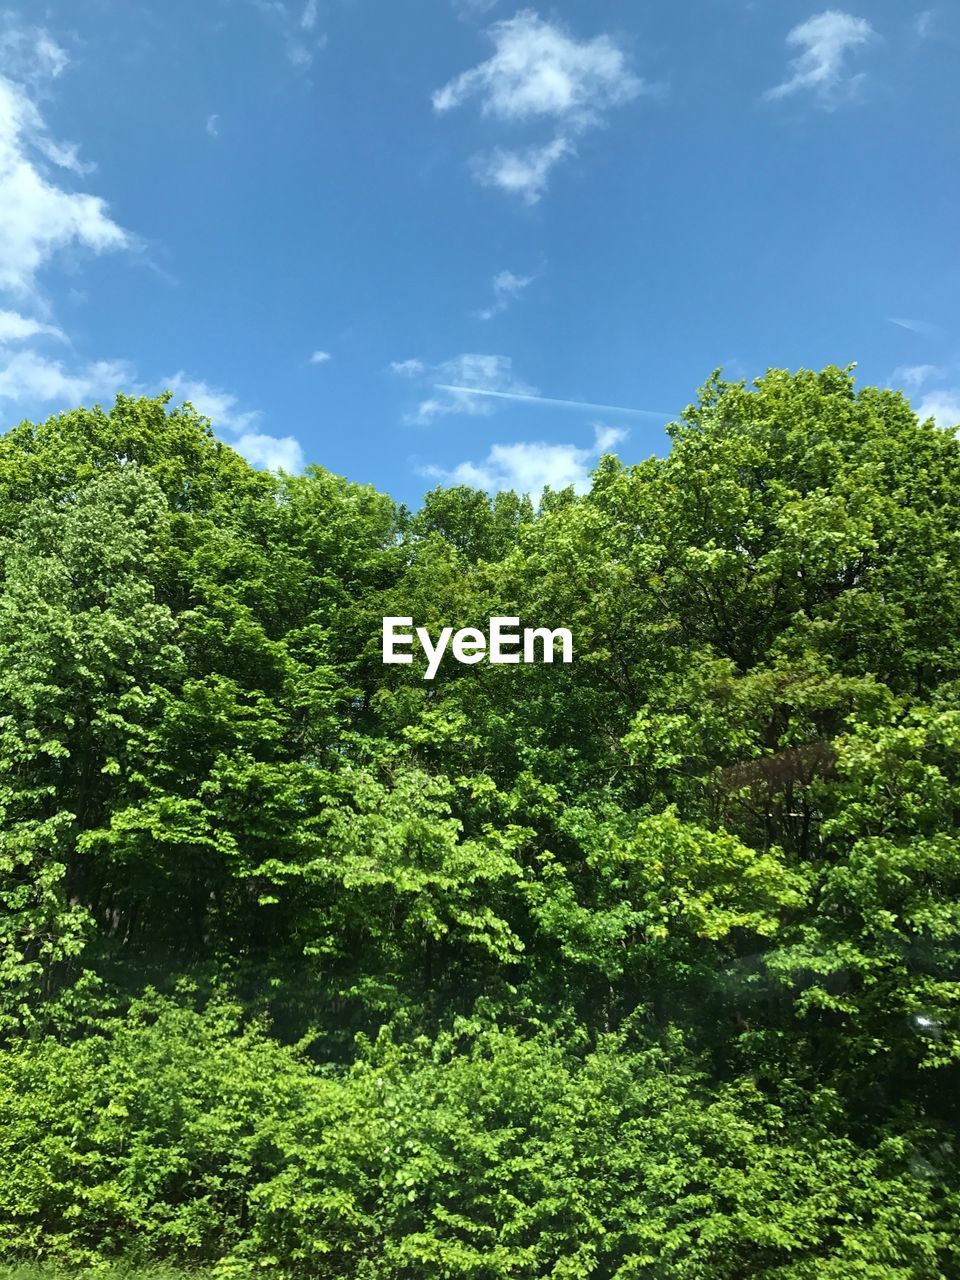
[1,369,958,1274]
[1,999,955,1277]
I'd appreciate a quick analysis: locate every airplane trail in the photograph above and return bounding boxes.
[434,384,673,419]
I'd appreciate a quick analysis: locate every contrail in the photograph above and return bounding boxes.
[434,384,673,419]
[888,317,944,338]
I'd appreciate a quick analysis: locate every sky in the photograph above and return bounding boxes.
[0,1,956,504]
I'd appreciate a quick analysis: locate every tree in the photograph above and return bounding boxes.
[1,371,959,1273]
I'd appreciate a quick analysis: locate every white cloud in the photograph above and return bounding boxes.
[33,32,68,80]
[205,113,220,138]
[34,134,93,177]
[893,363,939,391]
[765,11,874,106]
[455,0,499,17]
[434,10,645,202]
[0,343,304,474]
[454,0,499,17]
[389,358,426,377]
[492,267,532,297]
[888,316,944,338]
[165,372,259,434]
[164,372,304,471]
[0,22,69,86]
[0,354,305,473]
[0,24,300,473]
[593,423,627,453]
[0,348,131,405]
[391,352,536,424]
[233,429,304,472]
[0,308,63,342]
[434,10,643,123]
[474,268,533,319]
[429,440,591,493]
[472,136,572,203]
[248,0,325,68]
[914,390,960,430]
[441,353,528,389]
[0,72,132,297]
[0,27,140,424]
[424,423,627,496]
[309,348,331,364]
[301,0,319,31]
[914,10,935,39]
[430,383,667,417]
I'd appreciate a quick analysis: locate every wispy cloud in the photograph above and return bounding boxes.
[300,0,318,32]
[433,10,648,203]
[914,10,935,40]
[232,429,305,472]
[893,363,940,391]
[0,18,301,473]
[0,21,69,87]
[914,390,960,430]
[0,349,132,406]
[0,17,139,427]
[390,350,670,427]
[0,37,132,298]
[0,309,64,342]
[453,0,499,19]
[248,0,326,68]
[205,113,220,138]
[309,349,331,364]
[890,359,960,431]
[389,358,427,378]
[473,137,573,205]
[474,268,533,319]
[765,11,875,107]
[891,359,960,431]
[0,350,307,472]
[433,383,671,418]
[165,372,304,471]
[423,423,628,496]
[392,352,535,425]
[165,373,259,434]
[433,11,644,123]
[889,316,944,338]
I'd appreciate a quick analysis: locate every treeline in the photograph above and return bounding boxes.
[0,368,958,1277]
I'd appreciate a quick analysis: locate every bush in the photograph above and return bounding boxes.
[1,1000,955,1278]
[0,994,317,1265]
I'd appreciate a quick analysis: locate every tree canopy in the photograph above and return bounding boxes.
[1,368,958,1277]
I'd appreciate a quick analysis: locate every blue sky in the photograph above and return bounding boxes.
[0,1,956,504]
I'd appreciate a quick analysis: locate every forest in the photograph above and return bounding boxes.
[0,365,958,1278]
